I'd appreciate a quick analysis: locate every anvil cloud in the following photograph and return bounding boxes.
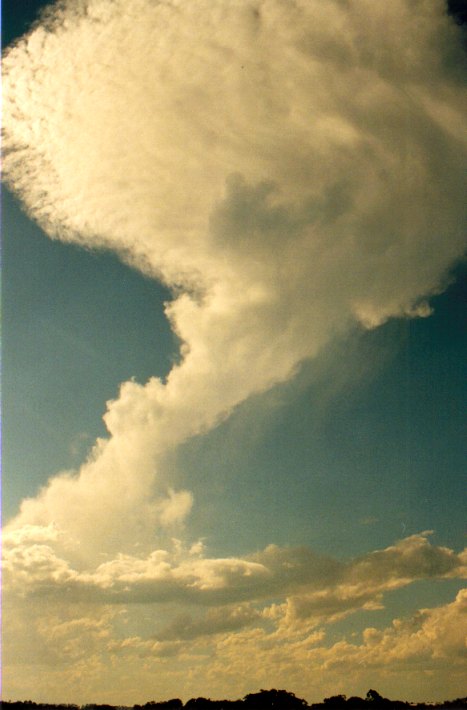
[3,0,466,556]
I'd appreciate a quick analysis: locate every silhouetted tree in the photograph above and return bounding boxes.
[364,691,392,710]
[185,699,213,710]
[323,696,347,708]
[346,697,366,710]
[139,702,182,710]
[2,688,467,710]
[244,689,308,710]
[447,0,467,26]
[366,692,385,705]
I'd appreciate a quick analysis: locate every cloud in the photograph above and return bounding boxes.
[198,590,467,702]
[3,0,466,564]
[155,605,262,642]
[157,489,194,527]
[2,1,467,700]
[4,524,464,697]
[4,526,466,701]
[6,576,465,704]
[357,588,467,667]
[4,527,465,612]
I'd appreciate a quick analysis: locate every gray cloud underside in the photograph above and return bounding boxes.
[4,529,465,622]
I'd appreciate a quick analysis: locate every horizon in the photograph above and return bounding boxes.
[2,688,467,707]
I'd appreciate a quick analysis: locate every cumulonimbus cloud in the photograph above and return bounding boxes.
[2,0,466,561]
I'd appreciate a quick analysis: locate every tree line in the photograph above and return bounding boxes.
[2,688,466,710]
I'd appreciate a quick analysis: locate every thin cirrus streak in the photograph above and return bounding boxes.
[2,0,466,562]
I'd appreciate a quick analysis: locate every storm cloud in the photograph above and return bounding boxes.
[3,0,466,558]
[2,0,467,702]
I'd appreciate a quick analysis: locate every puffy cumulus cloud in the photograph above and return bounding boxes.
[296,590,467,701]
[2,0,467,562]
[197,590,467,702]
[1,594,124,704]
[5,527,463,701]
[116,590,467,700]
[144,604,263,643]
[6,584,466,704]
[356,589,467,667]
[3,528,466,703]
[157,489,194,527]
[281,532,467,626]
[4,527,465,611]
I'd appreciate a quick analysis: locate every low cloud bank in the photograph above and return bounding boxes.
[3,528,466,702]
[4,527,465,613]
[3,0,467,558]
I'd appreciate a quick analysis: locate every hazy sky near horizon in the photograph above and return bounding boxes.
[2,0,467,704]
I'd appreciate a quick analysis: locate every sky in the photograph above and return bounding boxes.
[1,0,466,705]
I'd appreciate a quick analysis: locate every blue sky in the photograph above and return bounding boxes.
[2,0,466,705]
[3,187,176,516]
